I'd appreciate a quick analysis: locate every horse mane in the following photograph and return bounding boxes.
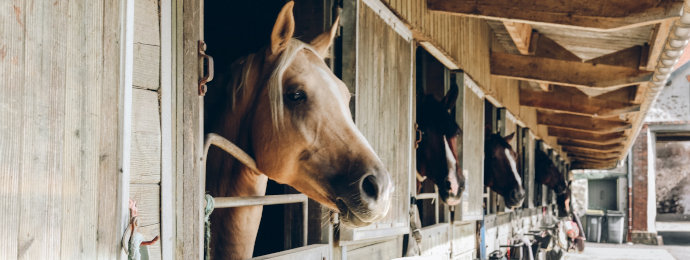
[228,39,318,129]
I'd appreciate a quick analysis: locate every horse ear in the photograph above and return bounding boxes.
[442,82,459,111]
[310,16,340,58]
[270,1,296,57]
[504,132,515,143]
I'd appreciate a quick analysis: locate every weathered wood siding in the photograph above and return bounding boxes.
[0,0,123,258]
[131,0,162,258]
[345,0,413,241]
[460,75,484,222]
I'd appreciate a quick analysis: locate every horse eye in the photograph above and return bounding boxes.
[286,90,306,102]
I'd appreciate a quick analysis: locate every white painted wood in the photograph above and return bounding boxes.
[134,0,161,46]
[118,0,136,259]
[133,43,161,90]
[252,244,331,260]
[159,0,174,257]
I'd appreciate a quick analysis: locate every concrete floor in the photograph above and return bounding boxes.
[565,221,690,260]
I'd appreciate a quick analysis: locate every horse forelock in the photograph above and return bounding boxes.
[267,39,320,129]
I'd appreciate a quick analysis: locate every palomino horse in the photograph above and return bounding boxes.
[484,132,525,208]
[535,149,568,195]
[416,82,465,205]
[204,3,393,259]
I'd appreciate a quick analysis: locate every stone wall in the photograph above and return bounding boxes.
[655,141,690,214]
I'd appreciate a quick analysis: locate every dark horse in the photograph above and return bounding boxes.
[535,149,568,195]
[484,132,525,207]
[416,83,465,205]
[557,181,572,217]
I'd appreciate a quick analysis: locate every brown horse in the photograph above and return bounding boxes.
[557,184,572,217]
[204,3,393,258]
[416,82,465,205]
[535,149,568,195]
[484,132,525,208]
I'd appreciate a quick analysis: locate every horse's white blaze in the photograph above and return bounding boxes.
[505,148,522,187]
[444,137,459,194]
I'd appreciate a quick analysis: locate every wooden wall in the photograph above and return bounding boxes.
[131,0,162,258]
[344,0,414,241]
[0,0,123,259]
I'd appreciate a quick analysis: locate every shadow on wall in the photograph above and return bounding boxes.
[655,141,690,214]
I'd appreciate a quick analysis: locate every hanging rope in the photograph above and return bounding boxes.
[204,194,215,260]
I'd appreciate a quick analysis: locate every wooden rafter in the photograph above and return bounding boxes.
[426,0,683,31]
[520,85,641,116]
[503,21,533,55]
[646,19,675,71]
[537,111,631,133]
[491,52,653,89]
[532,34,581,61]
[557,139,625,151]
[561,144,623,154]
[547,127,626,144]
[564,147,621,158]
[586,45,648,69]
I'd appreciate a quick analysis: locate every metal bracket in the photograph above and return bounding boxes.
[198,40,214,96]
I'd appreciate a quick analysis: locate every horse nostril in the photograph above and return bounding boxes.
[361,175,379,200]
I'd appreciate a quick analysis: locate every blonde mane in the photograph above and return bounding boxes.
[229,39,319,129]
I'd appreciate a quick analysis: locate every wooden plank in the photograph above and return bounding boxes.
[519,85,641,117]
[159,0,174,257]
[532,34,581,62]
[130,184,161,227]
[491,52,653,89]
[99,0,125,257]
[502,21,532,55]
[0,0,25,258]
[587,45,645,69]
[646,19,675,71]
[537,111,631,133]
[18,0,66,258]
[426,0,683,31]
[133,43,161,90]
[547,127,626,143]
[561,144,623,154]
[134,0,161,45]
[131,89,162,184]
[557,139,625,151]
[562,146,621,157]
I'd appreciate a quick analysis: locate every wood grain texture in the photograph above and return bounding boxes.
[426,0,683,30]
[134,0,161,46]
[133,43,161,90]
[537,111,631,133]
[461,75,485,221]
[131,89,162,184]
[520,85,641,117]
[502,21,532,55]
[0,0,122,258]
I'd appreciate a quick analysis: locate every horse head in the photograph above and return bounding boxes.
[229,2,393,227]
[416,83,465,205]
[557,183,572,217]
[535,149,568,195]
[484,132,525,208]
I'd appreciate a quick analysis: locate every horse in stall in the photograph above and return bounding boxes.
[204,3,393,259]
[556,183,572,217]
[484,132,526,208]
[415,82,465,205]
[535,149,568,195]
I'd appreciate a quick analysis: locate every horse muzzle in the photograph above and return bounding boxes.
[336,170,393,227]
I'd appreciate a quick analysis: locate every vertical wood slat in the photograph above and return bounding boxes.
[18,0,66,258]
[0,0,122,259]
[0,0,25,258]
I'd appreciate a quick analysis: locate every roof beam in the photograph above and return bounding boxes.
[587,45,647,69]
[548,127,626,144]
[426,0,683,31]
[564,146,621,158]
[537,111,632,133]
[503,21,533,55]
[557,139,625,151]
[532,34,581,62]
[491,52,653,89]
[561,144,623,154]
[646,19,675,70]
[520,85,641,116]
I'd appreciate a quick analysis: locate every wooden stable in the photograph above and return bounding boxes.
[1,0,687,259]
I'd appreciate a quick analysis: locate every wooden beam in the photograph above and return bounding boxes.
[503,21,533,55]
[557,139,625,151]
[564,146,622,156]
[538,83,551,92]
[646,19,675,71]
[537,111,631,133]
[548,127,626,144]
[426,0,683,31]
[587,45,646,69]
[570,155,620,162]
[491,52,653,89]
[533,35,581,62]
[572,161,618,169]
[561,144,623,154]
[520,85,641,117]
